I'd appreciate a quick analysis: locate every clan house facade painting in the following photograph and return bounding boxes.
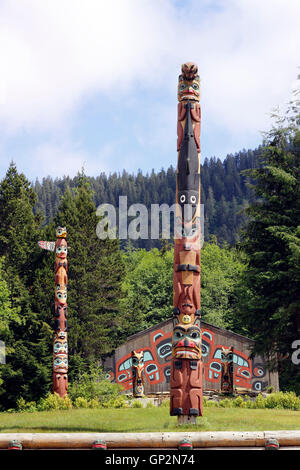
[102,318,278,395]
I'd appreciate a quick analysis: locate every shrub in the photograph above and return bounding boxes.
[74,397,89,409]
[101,395,128,408]
[160,399,170,408]
[264,391,300,410]
[254,394,265,409]
[219,398,233,408]
[131,399,143,408]
[88,398,101,409]
[68,365,122,403]
[146,401,155,408]
[232,396,244,408]
[16,397,37,413]
[204,400,219,407]
[37,393,72,411]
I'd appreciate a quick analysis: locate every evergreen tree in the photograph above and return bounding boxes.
[240,78,300,391]
[53,172,126,379]
[32,148,261,247]
[0,163,50,408]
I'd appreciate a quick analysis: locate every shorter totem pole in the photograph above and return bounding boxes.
[38,226,68,397]
[131,350,144,397]
[220,346,234,394]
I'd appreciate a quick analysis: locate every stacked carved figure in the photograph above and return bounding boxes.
[221,346,234,394]
[131,350,145,398]
[170,62,203,422]
[38,227,68,397]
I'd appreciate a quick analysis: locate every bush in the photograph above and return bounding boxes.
[146,401,155,408]
[204,400,219,407]
[254,394,265,409]
[160,399,170,408]
[37,393,72,411]
[131,399,143,408]
[219,398,233,408]
[102,395,128,408]
[88,398,101,409]
[68,365,123,404]
[232,396,244,408]
[16,397,37,413]
[74,397,89,409]
[264,391,300,410]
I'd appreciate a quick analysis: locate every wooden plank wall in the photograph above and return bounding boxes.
[102,319,279,395]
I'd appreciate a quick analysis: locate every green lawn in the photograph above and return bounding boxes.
[0,407,299,433]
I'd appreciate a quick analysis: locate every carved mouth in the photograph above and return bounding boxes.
[174,348,200,359]
[180,93,199,101]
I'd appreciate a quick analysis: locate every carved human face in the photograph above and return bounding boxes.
[56,239,67,259]
[221,347,234,363]
[54,338,68,355]
[53,355,68,373]
[178,76,200,102]
[131,351,144,378]
[131,350,144,397]
[172,325,201,359]
[56,226,67,238]
[55,284,67,304]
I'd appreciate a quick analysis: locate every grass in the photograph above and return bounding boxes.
[0,407,300,433]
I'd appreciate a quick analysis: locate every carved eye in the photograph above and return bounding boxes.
[132,358,138,366]
[174,331,184,339]
[190,195,196,204]
[190,331,200,339]
[192,83,199,90]
[180,195,186,203]
[179,83,186,91]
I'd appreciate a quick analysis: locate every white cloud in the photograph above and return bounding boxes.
[0,0,179,132]
[0,0,299,174]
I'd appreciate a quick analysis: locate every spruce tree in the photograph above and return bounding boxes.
[240,77,300,391]
[54,172,125,379]
[0,163,50,408]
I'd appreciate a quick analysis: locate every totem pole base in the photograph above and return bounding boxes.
[177,415,197,426]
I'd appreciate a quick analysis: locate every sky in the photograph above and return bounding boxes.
[0,0,299,181]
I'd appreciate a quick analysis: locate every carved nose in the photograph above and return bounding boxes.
[177,339,195,348]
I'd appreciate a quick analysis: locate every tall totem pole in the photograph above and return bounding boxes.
[170,62,203,423]
[38,226,68,398]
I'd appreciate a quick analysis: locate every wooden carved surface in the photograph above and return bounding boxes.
[38,226,68,397]
[171,62,203,418]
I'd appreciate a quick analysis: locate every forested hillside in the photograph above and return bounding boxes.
[33,147,261,248]
[0,83,299,410]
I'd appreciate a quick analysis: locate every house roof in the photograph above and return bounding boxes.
[127,317,254,344]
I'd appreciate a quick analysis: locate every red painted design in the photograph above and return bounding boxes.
[105,325,268,392]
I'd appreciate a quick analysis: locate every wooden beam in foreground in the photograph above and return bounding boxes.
[0,431,300,449]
